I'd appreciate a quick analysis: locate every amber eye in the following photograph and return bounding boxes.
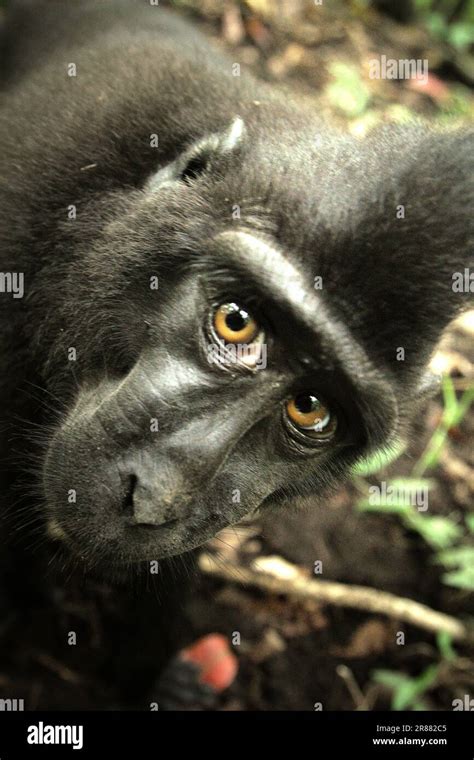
[285,393,335,438]
[213,302,259,344]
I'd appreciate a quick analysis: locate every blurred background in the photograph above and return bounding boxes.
[0,0,473,711]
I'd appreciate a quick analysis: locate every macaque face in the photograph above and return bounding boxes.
[42,220,394,567]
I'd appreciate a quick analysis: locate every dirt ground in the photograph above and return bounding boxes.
[0,0,473,711]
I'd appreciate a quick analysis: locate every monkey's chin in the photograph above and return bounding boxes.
[45,510,229,568]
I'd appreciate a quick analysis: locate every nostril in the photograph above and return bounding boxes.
[127,471,184,527]
[123,473,138,516]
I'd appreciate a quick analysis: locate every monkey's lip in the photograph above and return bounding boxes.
[127,518,180,532]
[47,503,226,563]
[46,515,183,547]
[120,511,223,561]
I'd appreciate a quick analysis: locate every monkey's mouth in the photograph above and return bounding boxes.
[44,488,243,566]
[130,518,180,531]
[46,517,183,559]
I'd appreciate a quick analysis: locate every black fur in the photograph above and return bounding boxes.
[0,0,472,580]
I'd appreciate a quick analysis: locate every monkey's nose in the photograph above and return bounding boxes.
[125,471,191,527]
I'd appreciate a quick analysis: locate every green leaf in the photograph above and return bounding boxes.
[466,514,474,533]
[426,11,449,41]
[407,514,463,550]
[414,0,434,12]
[393,665,439,710]
[389,477,434,497]
[389,478,433,491]
[449,384,474,427]
[443,566,474,590]
[436,631,457,662]
[373,665,439,711]
[351,440,406,476]
[393,681,420,711]
[442,375,458,421]
[413,382,473,476]
[448,22,474,50]
[410,664,439,697]
[373,670,410,690]
[327,63,370,118]
[437,546,474,567]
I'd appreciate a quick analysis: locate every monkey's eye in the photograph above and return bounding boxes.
[285,393,336,439]
[213,302,259,344]
[209,302,266,371]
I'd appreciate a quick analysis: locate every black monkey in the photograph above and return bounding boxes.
[0,1,472,583]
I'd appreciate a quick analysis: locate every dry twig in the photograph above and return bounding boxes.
[199,553,471,643]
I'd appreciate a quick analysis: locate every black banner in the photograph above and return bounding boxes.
[0,711,473,758]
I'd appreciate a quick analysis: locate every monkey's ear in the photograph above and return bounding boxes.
[146,116,245,192]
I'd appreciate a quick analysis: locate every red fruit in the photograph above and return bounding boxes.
[181,634,238,692]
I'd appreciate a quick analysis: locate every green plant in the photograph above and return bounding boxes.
[357,477,463,549]
[372,632,457,710]
[373,664,439,710]
[414,0,474,51]
[436,544,474,589]
[326,63,371,118]
[351,439,406,477]
[355,376,474,587]
[413,377,474,477]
